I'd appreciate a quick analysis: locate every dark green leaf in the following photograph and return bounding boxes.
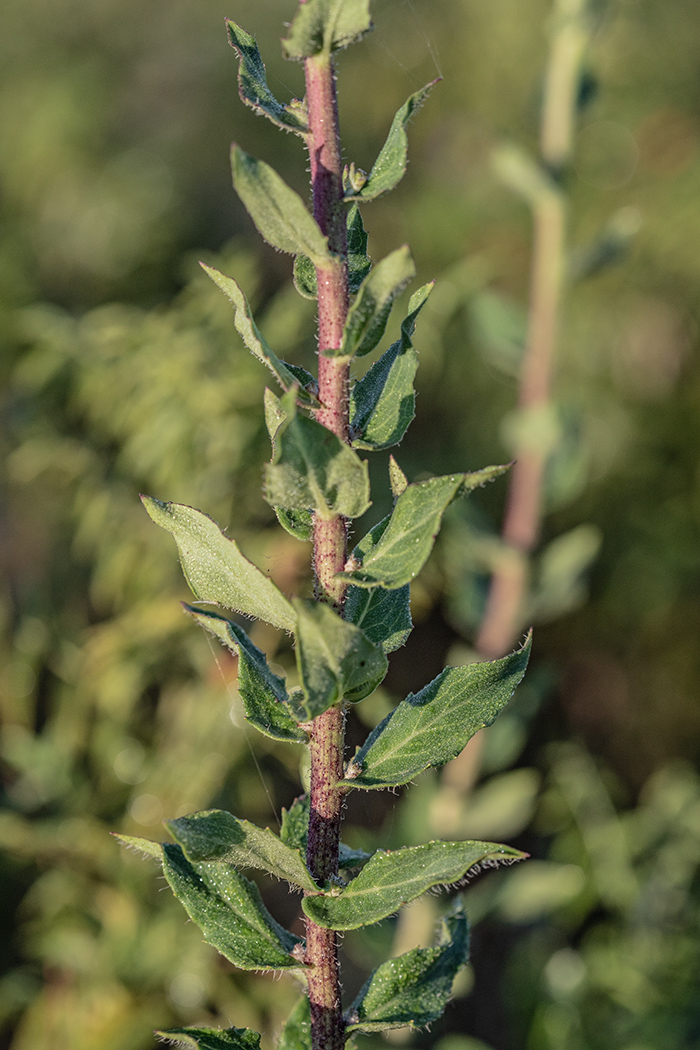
[184,607,306,743]
[337,246,415,359]
[345,901,469,1032]
[345,633,532,788]
[156,1025,261,1050]
[302,840,526,930]
[141,498,296,633]
[264,393,370,520]
[346,82,437,202]
[294,204,371,299]
[275,507,314,542]
[226,20,308,135]
[282,0,373,60]
[291,599,389,719]
[277,997,311,1050]
[344,517,412,654]
[166,810,319,892]
[201,264,317,404]
[337,466,509,590]
[280,795,310,852]
[231,146,332,266]
[350,282,433,449]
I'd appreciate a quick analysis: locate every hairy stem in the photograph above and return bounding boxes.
[303,48,349,1050]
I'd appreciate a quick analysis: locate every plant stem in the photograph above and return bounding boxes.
[303,49,349,1050]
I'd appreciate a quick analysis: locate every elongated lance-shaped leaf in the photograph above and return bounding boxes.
[337,466,509,590]
[201,264,317,405]
[290,599,389,719]
[350,282,433,449]
[277,996,311,1050]
[156,1027,261,1050]
[334,245,415,359]
[294,203,372,298]
[226,20,308,136]
[280,794,372,870]
[231,145,332,267]
[184,606,305,743]
[282,0,373,60]
[166,810,319,892]
[302,839,526,930]
[344,516,412,654]
[345,901,469,1032]
[345,633,532,788]
[264,390,370,520]
[141,498,296,633]
[118,838,302,969]
[346,82,438,202]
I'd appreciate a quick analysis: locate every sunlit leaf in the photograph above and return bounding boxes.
[282,0,373,60]
[344,517,412,654]
[226,20,308,135]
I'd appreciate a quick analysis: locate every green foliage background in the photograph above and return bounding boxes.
[2,1,700,1049]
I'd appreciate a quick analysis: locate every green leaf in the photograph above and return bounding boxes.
[264,394,370,520]
[201,264,317,404]
[156,1025,261,1050]
[226,20,308,136]
[184,607,306,743]
[337,246,415,359]
[389,455,408,499]
[345,901,469,1032]
[130,840,302,969]
[231,146,332,266]
[277,996,311,1050]
[337,466,509,590]
[141,498,296,633]
[166,810,319,892]
[350,282,433,449]
[280,795,370,869]
[345,633,532,788]
[294,203,372,299]
[276,507,314,542]
[344,517,412,654]
[290,599,389,719]
[346,82,437,202]
[282,0,373,60]
[302,839,526,930]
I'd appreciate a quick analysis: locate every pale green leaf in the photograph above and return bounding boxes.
[264,394,370,520]
[347,82,437,202]
[344,517,412,654]
[282,0,373,60]
[166,810,319,892]
[184,606,305,743]
[302,840,526,930]
[350,282,433,449]
[201,265,316,404]
[345,901,469,1032]
[337,245,415,359]
[337,466,509,590]
[231,146,332,266]
[345,633,532,788]
[156,1025,261,1050]
[226,20,308,135]
[290,599,389,720]
[389,456,408,499]
[277,997,311,1050]
[141,498,296,633]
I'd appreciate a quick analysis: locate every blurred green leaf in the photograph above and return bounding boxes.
[277,996,311,1050]
[156,1026,262,1050]
[282,0,373,60]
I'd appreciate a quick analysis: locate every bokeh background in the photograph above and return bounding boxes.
[2,0,700,1048]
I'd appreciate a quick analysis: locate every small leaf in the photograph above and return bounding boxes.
[226,20,308,135]
[231,145,332,266]
[294,203,371,299]
[184,607,305,742]
[346,82,438,202]
[167,810,319,892]
[345,901,469,1032]
[350,282,433,449]
[264,395,370,520]
[201,265,317,404]
[279,795,371,870]
[337,466,509,590]
[277,997,311,1050]
[302,840,526,930]
[276,507,314,542]
[293,253,318,299]
[282,0,373,60]
[337,246,415,359]
[345,633,532,788]
[344,517,412,654]
[291,599,389,719]
[156,1025,261,1050]
[141,498,296,633]
[389,456,408,500]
